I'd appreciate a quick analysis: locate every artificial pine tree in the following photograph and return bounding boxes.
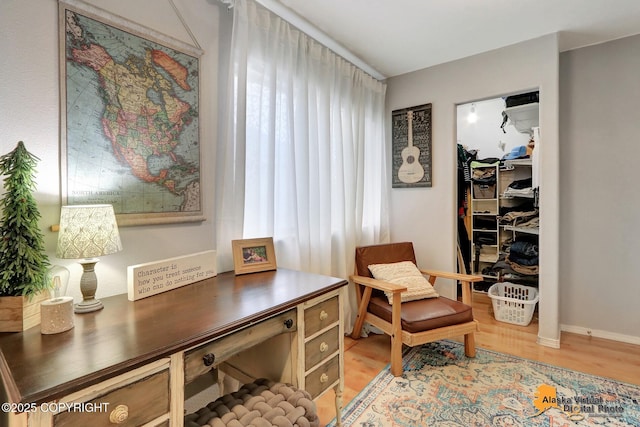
[0,141,50,297]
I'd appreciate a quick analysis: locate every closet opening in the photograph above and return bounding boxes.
[455,92,540,323]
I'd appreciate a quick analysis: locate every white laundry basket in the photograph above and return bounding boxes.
[488,282,539,326]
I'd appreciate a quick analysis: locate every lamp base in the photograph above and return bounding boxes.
[74,298,104,313]
[75,258,104,314]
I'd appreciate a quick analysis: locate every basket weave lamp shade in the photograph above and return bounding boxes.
[56,204,122,313]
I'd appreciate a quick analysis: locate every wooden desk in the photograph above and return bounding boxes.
[0,268,347,426]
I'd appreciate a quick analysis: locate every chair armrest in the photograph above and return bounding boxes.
[350,275,407,294]
[418,269,480,305]
[418,269,483,283]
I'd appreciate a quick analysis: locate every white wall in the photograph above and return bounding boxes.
[386,35,561,346]
[559,34,640,343]
[457,98,531,160]
[0,0,223,302]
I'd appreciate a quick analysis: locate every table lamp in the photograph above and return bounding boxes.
[56,204,122,313]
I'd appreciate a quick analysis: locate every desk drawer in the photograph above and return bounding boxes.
[53,369,169,427]
[305,355,340,399]
[305,326,339,370]
[304,296,339,336]
[184,309,297,384]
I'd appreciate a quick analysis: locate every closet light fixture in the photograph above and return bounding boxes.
[467,103,478,123]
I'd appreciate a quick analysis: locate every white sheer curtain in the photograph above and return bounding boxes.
[216,0,389,328]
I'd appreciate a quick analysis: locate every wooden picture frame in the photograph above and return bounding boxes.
[232,237,277,275]
[59,0,204,226]
[391,103,432,188]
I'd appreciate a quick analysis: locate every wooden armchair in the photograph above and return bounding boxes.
[350,242,482,376]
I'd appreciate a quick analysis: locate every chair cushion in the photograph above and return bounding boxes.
[368,295,474,333]
[368,261,439,303]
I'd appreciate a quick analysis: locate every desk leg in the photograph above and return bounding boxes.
[334,384,343,427]
[170,353,185,427]
[7,411,27,427]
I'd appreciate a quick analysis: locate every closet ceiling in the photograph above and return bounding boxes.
[275,0,640,78]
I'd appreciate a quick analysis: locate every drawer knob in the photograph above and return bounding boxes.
[319,342,329,352]
[203,353,216,367]
[109,404,129,424]
[284,318,294,329]
[319,310,328,321]
[320,373,329,383]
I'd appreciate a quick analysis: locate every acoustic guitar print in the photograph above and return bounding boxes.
[398,111,425,183]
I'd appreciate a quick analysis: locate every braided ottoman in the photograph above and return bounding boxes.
[184,378,319,427]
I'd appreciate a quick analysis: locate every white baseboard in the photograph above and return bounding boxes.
[536,335,560,348]
[560,324,640,346]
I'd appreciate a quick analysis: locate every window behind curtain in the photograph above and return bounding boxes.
[218,0,388,287]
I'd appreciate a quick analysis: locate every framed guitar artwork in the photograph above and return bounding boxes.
[391,103,432,188]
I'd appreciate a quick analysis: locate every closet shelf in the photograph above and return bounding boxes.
[503,158,532,168]
[472,228,498,233]
[470,154,539,294]
[502,225,539,235]
[501,193,535,199]
[477,253,499,263]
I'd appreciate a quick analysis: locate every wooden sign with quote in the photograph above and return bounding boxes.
[392,103,432,188]
[127,250,217,301]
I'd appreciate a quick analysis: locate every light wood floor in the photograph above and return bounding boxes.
[316,292,640,426]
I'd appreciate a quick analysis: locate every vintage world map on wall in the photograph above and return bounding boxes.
[59,0,203,225]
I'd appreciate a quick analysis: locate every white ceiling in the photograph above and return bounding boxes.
[274,0,640,79]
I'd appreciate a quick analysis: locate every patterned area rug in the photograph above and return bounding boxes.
[329,341,640,426]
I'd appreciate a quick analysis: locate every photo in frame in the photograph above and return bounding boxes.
[391,103,432,188]
[232,237,278,275]
[59,0,204,226]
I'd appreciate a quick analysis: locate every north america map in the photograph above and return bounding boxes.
[62,5,201,222]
